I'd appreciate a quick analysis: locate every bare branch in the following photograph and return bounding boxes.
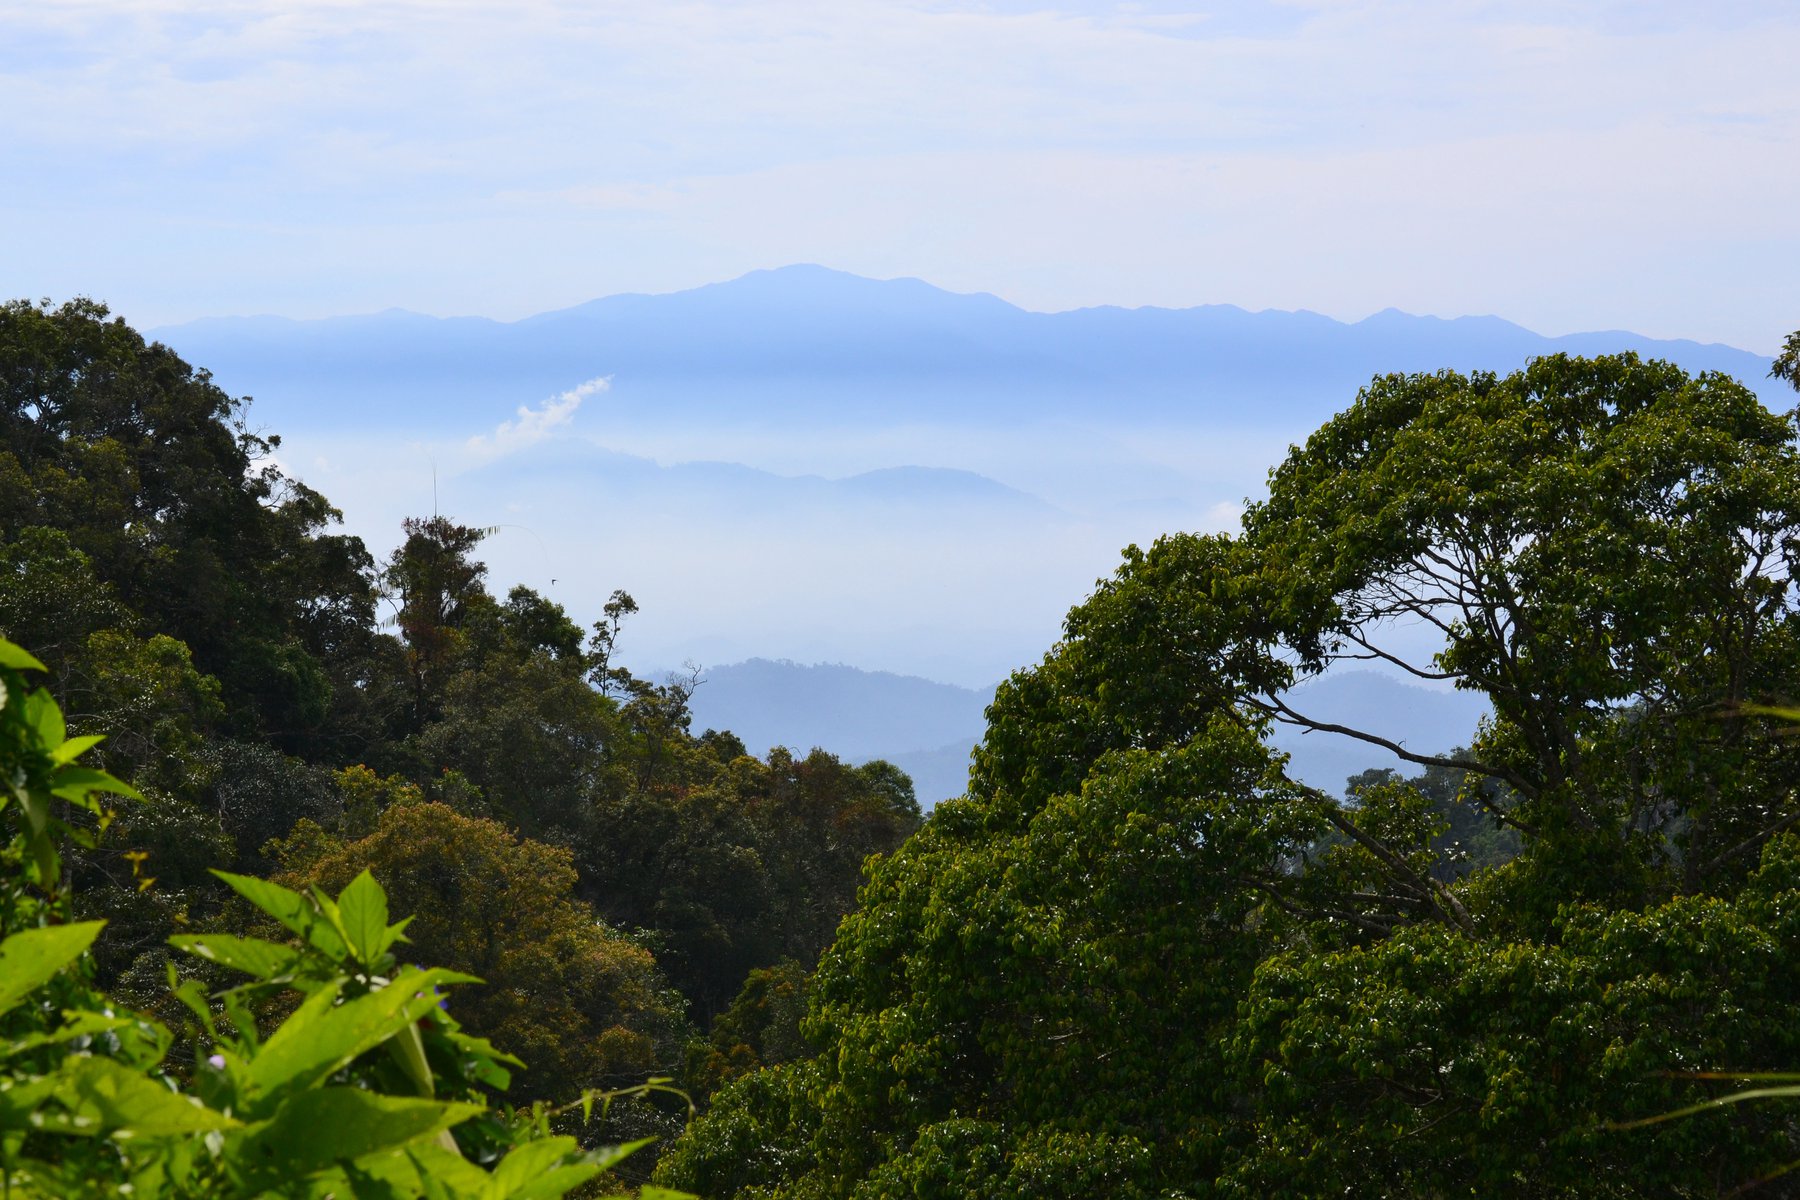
[1699,804,1800,877]
[1252,692,1541,809]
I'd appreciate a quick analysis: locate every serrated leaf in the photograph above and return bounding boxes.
[489,1137,580,1194]
[242,968,476,1112]
[169,933,305,981]
[506,1163,607,1200]
[212,870,347,960]
[585,1137,655,1173]
[337,870,391,965]
[403,1143,494,1198]
[0,922,105,1018]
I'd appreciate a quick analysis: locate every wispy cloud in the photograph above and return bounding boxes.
[467,376,607,458]
[4,2,1797,347]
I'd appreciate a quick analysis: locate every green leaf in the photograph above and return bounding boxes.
[49,734,105,765]
[337,870,392,965]
[55,1056,238,1137]
[0,922,105,1018]
[212,870,348,960]
[2,1011,135,1060]
[48,765,143,804]
[505,1164,606,1200]
[0,1076,59,1131]
[489,1137,580,1194]
[23,688,65,751]
[402,1143,495,1197]
[0,640,46,672]
[242,968,477,1111]
[585,1137,655,1173]
[230,1089,482,1184]
[169,933,305,981]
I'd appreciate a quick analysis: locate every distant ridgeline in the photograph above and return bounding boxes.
[153,265,1778,436]
[681,658,1490,808]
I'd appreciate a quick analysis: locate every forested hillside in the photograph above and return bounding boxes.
[8,294,1800,1197]
[658,334,1800,1197]
[0,298,919,1178]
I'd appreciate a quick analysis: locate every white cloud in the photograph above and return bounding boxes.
[466,376,607,458]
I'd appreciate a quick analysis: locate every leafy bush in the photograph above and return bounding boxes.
[0,635,694,1199]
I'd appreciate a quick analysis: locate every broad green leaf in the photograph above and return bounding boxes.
[0,1076,59,1131]
[169,933,305,981]
[49,766,143,803]
[2,1010,135,1060]
[585,1137,655,1174]
[337,869,391,965]
[212,870,348,960]
[506,1163,607,1200]
[55,1056,238,1137]
[229,1088,482,1184]
[23,688,64,751]
[489,1137,580,1193]
[243,968,477,1110]
[49,734,105,765]
[0,640,45,671]
[0,922,105,1018]
[403,1143,495,1197]
[635,1188,701,1200]
[308,885,351,956]
[19,787,49,837]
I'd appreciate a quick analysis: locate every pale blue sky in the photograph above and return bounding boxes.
[4,0,1796,350]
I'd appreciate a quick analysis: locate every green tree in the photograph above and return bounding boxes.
[274,801,687,1106]
[0,634,689,1198]
[1772,327,1799,393]
[0,298,384,758]
[663,352,1800,1197]
[381,516,493,728]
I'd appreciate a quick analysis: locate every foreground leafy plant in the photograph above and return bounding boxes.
[0,636,694,1198]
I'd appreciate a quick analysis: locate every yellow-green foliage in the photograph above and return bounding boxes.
[0,637,693,1199]
[276,800,687,1103]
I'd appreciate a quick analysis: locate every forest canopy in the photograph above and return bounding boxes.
[0,298,920,1185]
[659,347,1800,1198]
[7,295,1800,1198]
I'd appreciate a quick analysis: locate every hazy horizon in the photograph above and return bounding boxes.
[143,263,1783,692]
[9,3,1797,353]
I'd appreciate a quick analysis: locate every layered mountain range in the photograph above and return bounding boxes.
[149,266,1774,799]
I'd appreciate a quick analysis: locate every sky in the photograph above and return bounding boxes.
[4,0,1798,353]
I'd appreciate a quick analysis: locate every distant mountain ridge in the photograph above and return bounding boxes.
[153,265,1778,437]
[139,265,1783,704]
[679,658,1490,809]
[680,659,996,808]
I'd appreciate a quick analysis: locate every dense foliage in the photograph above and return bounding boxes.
[0,298,921,1174]
[660,348,1800,1197]
[0,637,688,1198]
[14,292,1800,1196]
